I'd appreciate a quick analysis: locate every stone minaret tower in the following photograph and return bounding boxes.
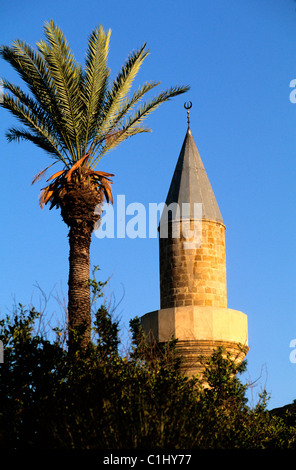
[141,104,248,376]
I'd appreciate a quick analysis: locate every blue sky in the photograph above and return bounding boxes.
[1,0,296,410]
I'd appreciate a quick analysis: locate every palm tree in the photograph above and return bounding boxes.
[0,20,189,351]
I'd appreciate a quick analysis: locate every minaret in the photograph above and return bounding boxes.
[141,104,248,376]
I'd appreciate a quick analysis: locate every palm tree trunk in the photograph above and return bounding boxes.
[60,181,102,352]
[67,222,92,351]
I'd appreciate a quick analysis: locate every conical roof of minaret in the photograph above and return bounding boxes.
[163,119,224,225]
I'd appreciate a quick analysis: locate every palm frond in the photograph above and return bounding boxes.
[99,177,113,203]
[95,44,149,142]
[46,169,66,181]
[39,185,54,209]
[0,41,76,161]
[37,20,83,160]
[81,25,111,155]
[2,91,70,165]
[2,78,71,159]
[111,80,160,125]
[0,41,55,111]
[31,161,58,185]
[85,169,114,178]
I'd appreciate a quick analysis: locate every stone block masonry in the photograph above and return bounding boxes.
[159,219,227,309]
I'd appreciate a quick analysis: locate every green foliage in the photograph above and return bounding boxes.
[0,304,66,447]
[191,348,296,449]
[0,279,296,449]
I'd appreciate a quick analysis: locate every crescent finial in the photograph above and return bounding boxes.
[184,101,192,126]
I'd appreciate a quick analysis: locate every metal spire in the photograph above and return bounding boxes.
[163,103,224,224]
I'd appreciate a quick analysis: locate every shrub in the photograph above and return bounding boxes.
[0,279,295,448]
